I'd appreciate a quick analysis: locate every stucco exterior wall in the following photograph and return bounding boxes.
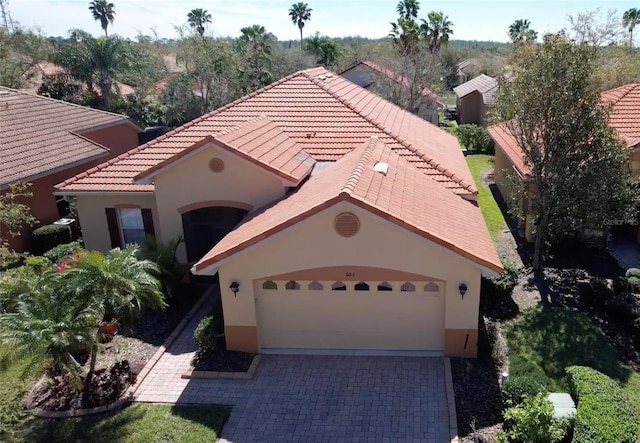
[153,143,287,261]
[75,194,158,252]
[80,122,140,156]
[213,200,484,357]
[457,91,485,126]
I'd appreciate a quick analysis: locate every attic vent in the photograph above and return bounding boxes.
[209,158,225,173]
[334,212,360,238]
[373,162,389,175]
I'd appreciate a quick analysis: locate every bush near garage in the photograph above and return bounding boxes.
[30,224,73,256]
[501,374,547,408]
[455,124,495,154]
[498,392,572,443]
[43,241,84,264]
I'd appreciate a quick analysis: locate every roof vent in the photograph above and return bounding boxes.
[334,212,360,238]
[373,162,389,175]
[318,75,326,80]
[0,90,10,95]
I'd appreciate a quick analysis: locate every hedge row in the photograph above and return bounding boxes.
[30,224,73,256]
[566,366,640,443]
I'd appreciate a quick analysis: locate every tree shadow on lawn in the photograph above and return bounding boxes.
[506,306,632,390]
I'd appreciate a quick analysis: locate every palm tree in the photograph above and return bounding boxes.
[238,25,275,93]
[239,24,273,55]
[86,36,129,111]
[187,8,212,37]
[88,0,115,37]
[623,8,640,48]
[396,0,419,20]
[389,18,421,57]
[304,34,341,67]
[508,19,538,43]
[289,2,312,47]
[420,11,453,54]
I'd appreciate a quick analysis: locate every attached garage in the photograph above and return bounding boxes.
[255,279,445,351]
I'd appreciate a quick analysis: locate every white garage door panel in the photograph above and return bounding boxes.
[256,290,444,350]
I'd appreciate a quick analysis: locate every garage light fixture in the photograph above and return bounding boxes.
[230,281,240,297]
[458,283,468,299]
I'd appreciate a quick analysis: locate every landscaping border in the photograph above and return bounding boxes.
[444,357,460,443]
[181,355,261,380]
[31,284,215,418]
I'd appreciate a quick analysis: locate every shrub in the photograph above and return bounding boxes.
[499,393,572,443]
[486,320,509,370]
[43,241,83,264]
[455,124,495,154]
[605,292,640,324]
[194,316,217,353]
[482,260,519,299]
[566,366,640,443]
[137,236,186,296]
[30,224,73,256]
[626,268,640,292]
[501,375,547,408]
[578,277,613,308]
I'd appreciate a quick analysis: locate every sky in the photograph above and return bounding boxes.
[6,0,640,42]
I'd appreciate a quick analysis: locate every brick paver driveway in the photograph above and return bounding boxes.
[135,301,452,442]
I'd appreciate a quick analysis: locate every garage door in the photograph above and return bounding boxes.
[256,280,445,351]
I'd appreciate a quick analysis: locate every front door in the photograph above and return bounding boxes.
[182,207,248,263]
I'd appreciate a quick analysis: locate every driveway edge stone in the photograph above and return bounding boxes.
[444,357,460,443]
[181,355,262,380]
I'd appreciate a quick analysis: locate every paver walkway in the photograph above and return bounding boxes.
[135,299,452,442]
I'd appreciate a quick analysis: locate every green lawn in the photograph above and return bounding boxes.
[466,154,507,239]
[505,306,640,416]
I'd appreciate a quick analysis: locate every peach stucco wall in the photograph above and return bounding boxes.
[153,142,287,261]
[80,123,139,157]
[457,91,486,126]
[212,200,483,356]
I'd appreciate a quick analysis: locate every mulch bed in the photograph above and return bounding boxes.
[193,347,256,372]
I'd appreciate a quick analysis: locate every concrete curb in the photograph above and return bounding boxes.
[444,357,460,443]
[181,355,261,380]
[130,285,215,399]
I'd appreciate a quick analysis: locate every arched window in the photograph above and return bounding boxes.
[262,280,277,290]
[285,280,300,290]
[355,281,370,291]
[332,281,347,291]
[377,281,393,291]
[425,282,439,292]
[308,281,323,290]
[401,282,416,292]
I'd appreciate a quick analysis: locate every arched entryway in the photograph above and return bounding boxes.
[181,207,248,263]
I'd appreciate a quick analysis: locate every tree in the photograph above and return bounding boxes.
[508,19,538,43]
[396,0,419,20]
[0,183,36,269]
[623,8,640,48]
[88,0,115,37]
[566,8,622,46]
[187,8,212,37]
[389,17,422,57]
[496,35,640,272]
[237,25,274,93]
[86,36,129,111]
[289,2,312,47]
[304,34,341,68]
[420,11,453,54]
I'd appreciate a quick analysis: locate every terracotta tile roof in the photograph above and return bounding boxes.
[0,87,133,187]
[57,67,476,196]
[135,116,315,185]
[343,60,444,107]
[454,74,498,105]
[194,137,502,274]
[487,123,531,176]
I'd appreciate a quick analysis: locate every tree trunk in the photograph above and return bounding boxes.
[82,345,98,404]
[300,28,303,49]
[631,29,634,50]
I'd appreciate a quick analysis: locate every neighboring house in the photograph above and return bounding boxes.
[488,83,640,243]
[340,60,443,125]
[453,74,498,126]
[56,67,502,358]
[0,87,141,252]
[456,59,481,86]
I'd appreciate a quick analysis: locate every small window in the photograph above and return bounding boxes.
[308,281,323,290]
[118,208,146,246]
[262,280,277,290]
[332,281,347,291]
[355,281,369,291]
[424,282,439,292]
[377,281,392,291]
[401,282,416,292]
[285,280,300,290]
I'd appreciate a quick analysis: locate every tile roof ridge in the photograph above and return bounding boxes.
[340,137,379,197]
[301,71,477,195]
[0,85,131,122]
[214,115,269,139]
[68,131,111,153]
[603,83,640,105]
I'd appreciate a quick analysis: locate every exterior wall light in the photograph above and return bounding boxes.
[230,281,240,297]
[458,283,468,299]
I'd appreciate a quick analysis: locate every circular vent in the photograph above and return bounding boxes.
[209,158,225,173]
[334,212,360,237]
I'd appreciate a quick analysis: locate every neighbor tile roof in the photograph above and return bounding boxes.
[344,60,444,106]
[57,67,476,196]
[454,74,498,105]
[0,87,133,187]
[489,83,640,176]
[194,137,502,274]
[135,116,315,185]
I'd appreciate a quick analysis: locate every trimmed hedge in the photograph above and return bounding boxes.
[501,375,547,408]
[454,124,495,154]
[566,366,640,443]
[43,241,83,264]
[194,316,217,353]
[482,260,519,299]
[30,224,72,256]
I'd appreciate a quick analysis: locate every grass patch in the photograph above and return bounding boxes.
[506,306,640,421]
[24,404,231,443]
[466,154,506,239]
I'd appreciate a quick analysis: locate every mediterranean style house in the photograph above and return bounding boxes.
[489,83,640,243]
[453,74,498,127]
[56,67,502,358]
[1,87,140,252]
